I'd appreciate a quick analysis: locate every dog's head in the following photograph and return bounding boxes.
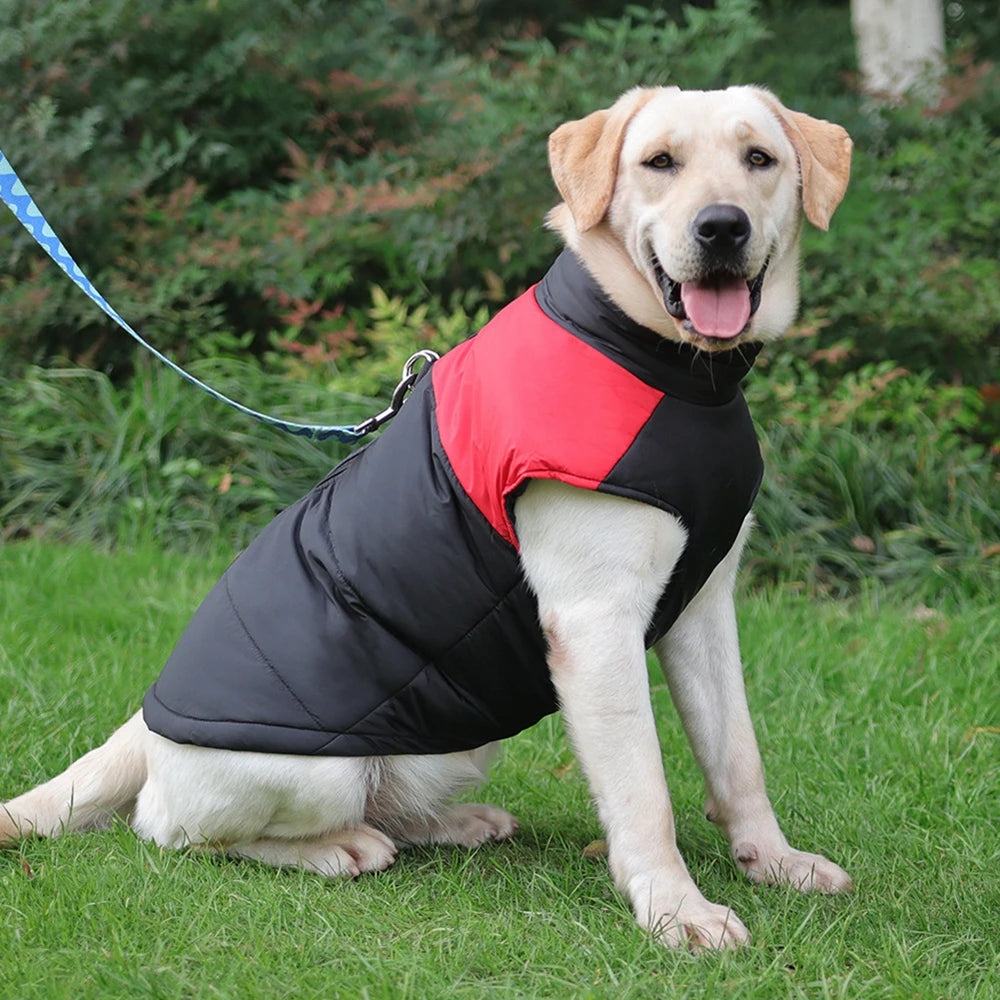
[546,86,852,352]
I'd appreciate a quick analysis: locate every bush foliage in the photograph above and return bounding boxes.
[1,0,998,597]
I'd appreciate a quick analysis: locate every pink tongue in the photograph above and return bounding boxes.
[680,277,751,339]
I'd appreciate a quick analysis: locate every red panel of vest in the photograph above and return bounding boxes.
[433,287,665,548]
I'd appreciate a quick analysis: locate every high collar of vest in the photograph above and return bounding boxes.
[535,250,762,404]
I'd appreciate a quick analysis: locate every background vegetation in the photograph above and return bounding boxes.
[1,0,998,598]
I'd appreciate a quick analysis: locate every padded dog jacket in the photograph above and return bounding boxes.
[142,251,764,756]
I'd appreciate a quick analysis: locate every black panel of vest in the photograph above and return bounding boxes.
[143,251,763,756]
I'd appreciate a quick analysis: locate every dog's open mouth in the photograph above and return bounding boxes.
[654,258,769,341]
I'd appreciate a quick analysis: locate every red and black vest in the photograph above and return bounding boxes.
[143,252,764,756]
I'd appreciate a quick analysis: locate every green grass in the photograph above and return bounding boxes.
[1,541,999,999]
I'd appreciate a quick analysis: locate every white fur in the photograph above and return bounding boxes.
[1,86,853,951]
[2,718,510,876]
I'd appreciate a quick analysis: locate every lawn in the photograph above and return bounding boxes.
[1,540,998,999]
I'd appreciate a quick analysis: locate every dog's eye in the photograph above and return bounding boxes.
[645,152,675,171]
[746,148,774,169]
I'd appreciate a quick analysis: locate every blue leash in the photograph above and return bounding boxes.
[0,149,436,442]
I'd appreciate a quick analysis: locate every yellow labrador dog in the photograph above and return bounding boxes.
[1,86,852,950]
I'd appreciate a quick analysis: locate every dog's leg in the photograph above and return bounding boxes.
[655,516,852,894]
[390,803,520,848]
[516,480,749,950]
[219,825,398,878]
[1,710,148,843]
[134,739,397,876]
[368,746,519,849]
[133,734,374,849]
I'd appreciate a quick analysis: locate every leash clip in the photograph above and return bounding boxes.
[352,350,439,437]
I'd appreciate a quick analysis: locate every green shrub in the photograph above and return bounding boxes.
[0,285,483,546]
[270,284,488,397]
[0,0,769,373]
[798,99,1000,383]
[0,0,461,367]
[0,359,354,547]
[747,357,1000,600]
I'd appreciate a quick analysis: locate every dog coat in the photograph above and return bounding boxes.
[142,251,764,756]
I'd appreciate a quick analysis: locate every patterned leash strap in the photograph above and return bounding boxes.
[0,149,436,442]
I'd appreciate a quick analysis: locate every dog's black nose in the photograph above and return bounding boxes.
[692,204,751,257]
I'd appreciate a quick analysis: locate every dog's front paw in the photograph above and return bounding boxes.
[642,897,749,951]
[734,842,852,894]
[629,878,750,950]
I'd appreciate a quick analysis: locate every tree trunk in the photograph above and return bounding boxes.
[851,0,945,104]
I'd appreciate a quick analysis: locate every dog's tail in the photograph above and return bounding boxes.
[1,711,147,846]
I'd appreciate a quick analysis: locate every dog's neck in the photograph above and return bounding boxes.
[536,250,761,404]
[546,203,674,336]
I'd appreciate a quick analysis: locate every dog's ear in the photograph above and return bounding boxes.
[548,88,658,232]
[756,90,853,231]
